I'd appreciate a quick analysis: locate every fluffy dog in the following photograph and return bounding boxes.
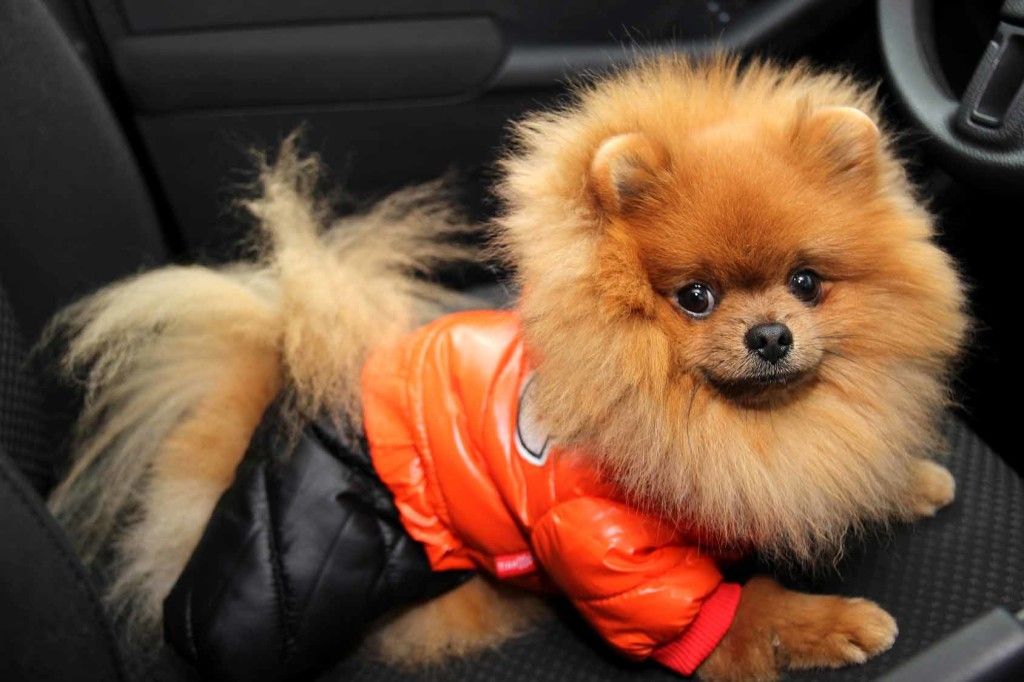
[47,55,966,681]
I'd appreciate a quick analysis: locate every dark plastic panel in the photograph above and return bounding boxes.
[117,0,507,34]
[115,0,746,40]
[89,0,858,114]
[134,91,557,257]
[75,0,861,262]
[491,0,857,90]
[113,18,504,112]
[878,609,1024,682]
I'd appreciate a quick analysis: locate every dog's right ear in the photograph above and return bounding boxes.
[589,133,669,216]
[796,106,881,181]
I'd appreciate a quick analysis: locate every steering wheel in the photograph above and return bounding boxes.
[878,0,1024,192]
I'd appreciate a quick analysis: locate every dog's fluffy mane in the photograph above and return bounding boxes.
[495,55,967,562]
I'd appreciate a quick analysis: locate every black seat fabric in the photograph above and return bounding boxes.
[123,416,1022,682]
[0,450,126,682]
[0,0,168,342]
[0,0,171,495]
[0,286,51,492]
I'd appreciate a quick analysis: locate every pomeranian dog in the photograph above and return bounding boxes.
[47,55,966,681]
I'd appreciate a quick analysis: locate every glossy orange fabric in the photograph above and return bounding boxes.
[361,309,739,671]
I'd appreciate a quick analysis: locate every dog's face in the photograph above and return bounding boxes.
[499,58,967,558]
[632,144,836,408]
[588,107,962,414]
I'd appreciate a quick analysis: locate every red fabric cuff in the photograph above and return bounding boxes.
[650,582,742,676]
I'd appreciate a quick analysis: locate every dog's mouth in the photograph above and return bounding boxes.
[703,368,813,404]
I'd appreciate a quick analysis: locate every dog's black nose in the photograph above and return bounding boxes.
[745,323,793,363]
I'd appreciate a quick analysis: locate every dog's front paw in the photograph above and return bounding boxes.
[909,459,956,518]
[777,595,897,670]
[698,578,897,682]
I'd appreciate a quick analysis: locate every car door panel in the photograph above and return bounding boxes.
[115,18,504,112]
[77,0,859,258]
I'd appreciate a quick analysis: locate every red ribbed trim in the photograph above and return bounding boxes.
[650,582,742,676]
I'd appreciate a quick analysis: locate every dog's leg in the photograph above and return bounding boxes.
[698,577,897,682]
[109,349,281,630]
[907,458,956,518]
[366,575,547,666]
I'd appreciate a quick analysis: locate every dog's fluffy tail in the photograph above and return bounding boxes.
[45,135,474,630]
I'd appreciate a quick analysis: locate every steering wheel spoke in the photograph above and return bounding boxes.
[878,0,1024,192]
[955,9,1024,145]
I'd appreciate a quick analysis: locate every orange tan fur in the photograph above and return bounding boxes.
[366,577,547,666]
[109,345,281,635]
[492,54,966,679]
[47,56,967,679]
[496,55,966,560]
[700,577,898,682]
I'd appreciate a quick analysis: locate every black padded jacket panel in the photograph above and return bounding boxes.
[164,402,471,682]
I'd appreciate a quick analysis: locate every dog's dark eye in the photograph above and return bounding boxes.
[789,269,822,304]
[675,282,716,318]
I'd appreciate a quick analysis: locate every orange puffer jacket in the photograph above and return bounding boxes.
[361,309,741,675]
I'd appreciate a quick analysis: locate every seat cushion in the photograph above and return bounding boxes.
[0,284,51,492]
[0,0,167,342]
[124,416,1022,682]
[0,449,126,681]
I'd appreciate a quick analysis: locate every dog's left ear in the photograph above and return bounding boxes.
[589,132,669,215]
[799,106,881,179]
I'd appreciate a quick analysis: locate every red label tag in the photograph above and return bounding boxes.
[494,551,536,578]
